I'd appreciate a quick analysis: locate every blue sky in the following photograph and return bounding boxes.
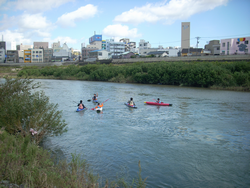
[0,0,250,50]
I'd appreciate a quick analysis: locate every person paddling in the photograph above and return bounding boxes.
[95,102,103,109]
[78,100,86,109]
[127,97,135,106]
[92,93,98,101]
[156,98,161,103]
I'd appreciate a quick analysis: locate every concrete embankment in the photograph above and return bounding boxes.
[0,55,249,67]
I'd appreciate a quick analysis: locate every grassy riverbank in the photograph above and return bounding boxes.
[0,78,147,188]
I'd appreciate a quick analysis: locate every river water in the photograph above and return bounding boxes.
[36,79,250,187]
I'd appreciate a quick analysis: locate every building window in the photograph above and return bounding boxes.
[245,41,249,44]
[39,51,42,53]
[236,42,239,44]
[33,51,35,53]
[36,51,38,53]
[222,43,225,47]
[98,52,102,56]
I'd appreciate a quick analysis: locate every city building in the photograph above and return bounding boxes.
[102,40,106,50]
[204,40,220,55]
[0,41,6,50]
[181,22,190,49]
[0,49,6,63]
[31,49,43,63]
[6,50,19,63]
[119,51,136,59]
[181,48,203,56]
[220,37,249,55]
[139,48,158,56]
[43,48,53,62]
[18,44,33,60]
[120,38,136,52]
[11,41,16,50]
[147,51,169,57]
[82,47,98,59]
[53,42,71,60]
[88,50,111,60]
[34,42,48,49]
[106,39,125,57]
[87,33,102,49]
[24,50,31,63]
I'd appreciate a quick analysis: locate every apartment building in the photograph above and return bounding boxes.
[0,49,5,63]
[6,50,19,63]
[24,50,31,63]
[82,47,98,59]
[106,39,125,57]
[31,49,43,62]
[44,48,53,62]
[120,38,136,52]
[220,37,249,55]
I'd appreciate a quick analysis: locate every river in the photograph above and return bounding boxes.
[36,79,250,187]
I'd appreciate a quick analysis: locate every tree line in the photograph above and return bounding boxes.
[17,61,250,90]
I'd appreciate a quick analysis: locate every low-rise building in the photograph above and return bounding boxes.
[31,49,43,63]
[220,37,249,55]
[119,51,136,59]
[6,50,19,63]
[204,40,220,55]
[44,48,53,62]
[147,51,169,57]
[24,50,31,63]
[181,48,203,56]
[34,42,48,49]
[88,50,111,60]
[82,47,98,60]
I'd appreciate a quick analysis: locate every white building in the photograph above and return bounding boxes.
[31,49,43,63]
[88,50,111,60]
[220,37,249,55]
[106,39,125,56]
[18,44,33,60]
[11,41,16,50]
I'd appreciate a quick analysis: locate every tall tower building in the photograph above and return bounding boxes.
[181,22,190,49]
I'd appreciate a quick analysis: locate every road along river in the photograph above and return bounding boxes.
[37,79,250,187]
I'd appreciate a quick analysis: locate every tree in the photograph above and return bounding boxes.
[0,78,67,144]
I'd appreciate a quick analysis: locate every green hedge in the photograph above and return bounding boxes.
[17,61,250,89]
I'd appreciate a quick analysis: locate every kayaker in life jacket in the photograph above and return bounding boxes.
[156,98,161,103]
[95,103,103,109]
[92,93,98,101]
[127,98,135,106]
[78,100,86,109]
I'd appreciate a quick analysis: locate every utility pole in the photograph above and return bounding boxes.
[195,37,200,56]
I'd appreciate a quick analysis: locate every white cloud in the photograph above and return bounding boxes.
[57,4,98,27]
[0,0,6,7]
[114,0,228,24]
[11,0,74,13]
[52,36,77,44]
[102,24,142,40]
[0,30,32,44]
[19,14,53,30]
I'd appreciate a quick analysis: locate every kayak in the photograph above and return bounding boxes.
[76,108,86,112]
[124,103,137,108]
[95,107,102,112]
[92,100,98,103]
[144,101,172,106]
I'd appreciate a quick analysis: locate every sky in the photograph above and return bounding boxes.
[0,0,250,50]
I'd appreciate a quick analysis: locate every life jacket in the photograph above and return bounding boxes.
[129,101,134,106]
[79,103,83,109]
[157,100,161,103]
[95,103,103,109]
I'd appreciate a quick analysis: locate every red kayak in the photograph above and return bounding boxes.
[144,101,172,106]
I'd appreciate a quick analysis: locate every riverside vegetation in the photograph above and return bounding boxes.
[16,61,250,91]
[0,78,147,188]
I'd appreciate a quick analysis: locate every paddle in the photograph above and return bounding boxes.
[91,98,109,110]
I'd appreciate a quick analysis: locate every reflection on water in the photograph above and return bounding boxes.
[35,79,250,188]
